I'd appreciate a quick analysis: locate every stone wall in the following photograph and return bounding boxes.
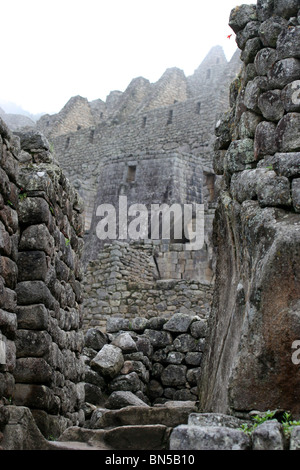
[0,120,86,438]
[83,312,209,407]
[199,0,300,418]
[82,242,213,332]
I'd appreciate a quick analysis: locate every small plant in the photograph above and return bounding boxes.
[240,410,300,437]
[266,165,273,171]
[65,238,70,247]
[18,192,27,201]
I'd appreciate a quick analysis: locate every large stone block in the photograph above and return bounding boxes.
[225,139,255,173]
[170,425,251,450]
[276,113,300,152]
[14,357,53,384]
[252,421,285,450]
[90,344,124,378]
[277,26,300,60]
[229,4,257,33]
[16,280,58,310]
[268,58,300,89]
[161,365,187,386]
[16,304,49,330]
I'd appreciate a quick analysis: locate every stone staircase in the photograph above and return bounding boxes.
[49,401,198,451]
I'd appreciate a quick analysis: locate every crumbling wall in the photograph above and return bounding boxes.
[199,0,300,418]
[0,119,86,438]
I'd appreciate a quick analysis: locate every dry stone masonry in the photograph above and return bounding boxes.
[199,0,300,418]
[0,119,85,444]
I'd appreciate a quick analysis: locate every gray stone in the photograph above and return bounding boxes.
[106,391,149,409]
[236,21,260,50]
[241,37,263,65]
[166,351,185,364]
[258,90,285,121]
[254,121,278,159]
[16,281,58,310]
[17,250,48,282]
[229,4,258,33]
[290,426,300,450]
[163,312,193,333]
[19,224,54,256]
[15,330,51,357]
[277,26,300,59]
[257,171,291,207]
[106,317,130,333]
[143,329,173,349]
[281,80,300,112]
[254,47,278,76]
[15,131,50,151]
[272,152,300,178]
[190,320,207,339]
[85,328,108,351]
[18,197,50,226]
[239,111,263,139]
[84,383,103,405]
[161,365,187,386]
[225,139,255,173]
[268,58,300,89]
[292,178,300,212]
[188,413,243,428]
[276,113,300,152]
[185,352,202,366]
[14,357,53,384]
[148,380,164,399]
[252,421,285,450]
[257,0,274,22]
[130,317,149,332]
[244,77,262,112]
[111,332,137,353]
[16,304,49,330]
[109,371,142,393]
[90,344,124,378]
[274,0,299,19]
[170,425,251,450]
[259,16,288,47]
[174,334,198,353]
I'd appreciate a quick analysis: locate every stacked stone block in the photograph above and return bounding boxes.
[0,119,20,410]
[200,0,300,417]
[82,242,213,332]
[0,118,86,438]
[82,312,208,407]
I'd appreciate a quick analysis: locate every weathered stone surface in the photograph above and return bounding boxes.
[276,113,300,152]
[272,152,300,178]
[259,16,288,47]
[17,251,48,282]
[143,329,173,349]
[111,332,137,353]
[258,90,285,121]
[174,334,199,353]
[268,58,300,89]
[256,171,291,206]
[199,196,300,416]
[188,413,243,428]
[254,47,278,76]
[236,21,260,50]
[103,424,170,450]
[109,372,141,393]
[257,0,274,22]
[16,281,58,310]
[241,37,263,65]
[84,328,107,351]
[106,317,130,333]
[254,121,278,158]
[229,4,258,33]
[16,304,49,330]
[239,111,263,139]
[90,344,124,378]
[292,178,300,212]
[15,330,51,357]
[19,223,54,256]
[244,77,263,112]
[281,80,300,112]
[18,197,50,226]
[163,313,193,333]
[161,365,187,386]
[2,406,54,450]
[170,425,251,450]
[252,421,285,450]
[15,131,50,151]
[105,391,149,409]
[225,138,255,172]
[277,26,300,60]
[14,357,53,383]
[274,0,299,19]
[290,426,300,450]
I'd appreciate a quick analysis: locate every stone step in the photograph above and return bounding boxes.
[89,402,198,429]
[57,424,170,450]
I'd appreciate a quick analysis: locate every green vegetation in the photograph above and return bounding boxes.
[240,410,300,437]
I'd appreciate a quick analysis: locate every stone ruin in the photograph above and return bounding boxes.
[0,0,300,451]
